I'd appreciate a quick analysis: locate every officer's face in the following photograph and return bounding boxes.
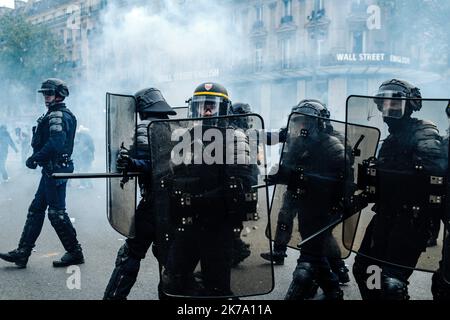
[200,102,218,118]
[43,94,56,107]
[381,99,405,119]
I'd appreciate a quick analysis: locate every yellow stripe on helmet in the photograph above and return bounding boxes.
[193,92,229,100]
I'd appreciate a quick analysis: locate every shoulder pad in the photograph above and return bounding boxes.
[49,111,63,133]
[320,134,347,162]
[412,119,440,140]
[411,119,439,132]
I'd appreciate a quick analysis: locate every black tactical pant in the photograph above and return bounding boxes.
[19,173,80,254]
[163,221,234,297]
[273,190,298,253]
[353,212,430,300]
[103,198,157,300]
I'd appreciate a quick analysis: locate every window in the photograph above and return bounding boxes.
[280,38,291,69]
[255,43,264,72]
[283,0,292,17]
[352,31,365,54]
[315,0,325,11]
[255,5,263,22]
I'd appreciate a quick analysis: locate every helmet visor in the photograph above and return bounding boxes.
[191,96,225,118]
[290,113,318,136]
[38,88,56,96]
[374,91,407,119]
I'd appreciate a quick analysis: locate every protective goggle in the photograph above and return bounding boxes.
[38,89,56,97]
[374,91,407,119]
[191,96,226,118]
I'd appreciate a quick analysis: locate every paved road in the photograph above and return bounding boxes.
[0,161,434,300]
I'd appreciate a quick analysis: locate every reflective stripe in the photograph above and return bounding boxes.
[193,92,229,100]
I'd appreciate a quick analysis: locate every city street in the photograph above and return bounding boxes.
[0,157,433,300]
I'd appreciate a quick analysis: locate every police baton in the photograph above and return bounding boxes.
[52,172,143,180]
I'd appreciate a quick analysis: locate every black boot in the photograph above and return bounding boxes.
[48,209,84,267]
[103,244,140,300]
[285,262,318,300]
[260,251,287,265]
[53,245,84,268]
[0,248,31,269]
[329,259,350,284]
[317,271,344,300]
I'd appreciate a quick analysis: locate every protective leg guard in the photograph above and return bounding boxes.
[1,207,46,268]
[103,244,141,300]
[285,262,318,300]
[48,208,81,253]
[316,269,343,300]
[381,276,410,300]
[18,207,46,252]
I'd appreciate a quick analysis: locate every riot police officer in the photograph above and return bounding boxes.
[267,100,352,300]
[228,102,253,267]
[352,79,448,300]
[260,101,350,286]
[103,88,176,300]
[159,83,256,297]
[0,78,82,268]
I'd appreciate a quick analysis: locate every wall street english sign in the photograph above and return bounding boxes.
[335,53,411,65]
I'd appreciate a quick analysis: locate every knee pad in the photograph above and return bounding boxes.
[285,262,317,300]
[382,276,409,300]
[48,208,65,223]
[432,271,450,301]
[116,243,141,272]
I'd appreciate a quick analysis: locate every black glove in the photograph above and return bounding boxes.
[116,148,134,172]
[26,156,38,169]
[265,164,290,186]
[279,127,288,143]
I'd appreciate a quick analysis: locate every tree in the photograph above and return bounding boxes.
[0,12,69,114]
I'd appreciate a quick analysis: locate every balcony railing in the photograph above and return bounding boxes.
[252,20,264,31]
[280,15,293,25]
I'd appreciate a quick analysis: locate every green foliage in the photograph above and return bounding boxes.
[0,12,68,106]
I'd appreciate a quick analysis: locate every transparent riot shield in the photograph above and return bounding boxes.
[171,106,189,119]
[268,113,380,260]
[148,114,273,299]
[106,93,138,238]
[345,96,449,275]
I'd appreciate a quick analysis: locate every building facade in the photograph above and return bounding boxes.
[221,0,444,126]
[1,0,447,127]
[13,0,108,79]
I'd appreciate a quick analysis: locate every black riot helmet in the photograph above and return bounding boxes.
[229,102,252,129]
[188,82,231,118]
[230,102,251,115]
[374,79,422,119]
[134,88,176,120]
[290,99,332,137]
[38,78,69,99]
